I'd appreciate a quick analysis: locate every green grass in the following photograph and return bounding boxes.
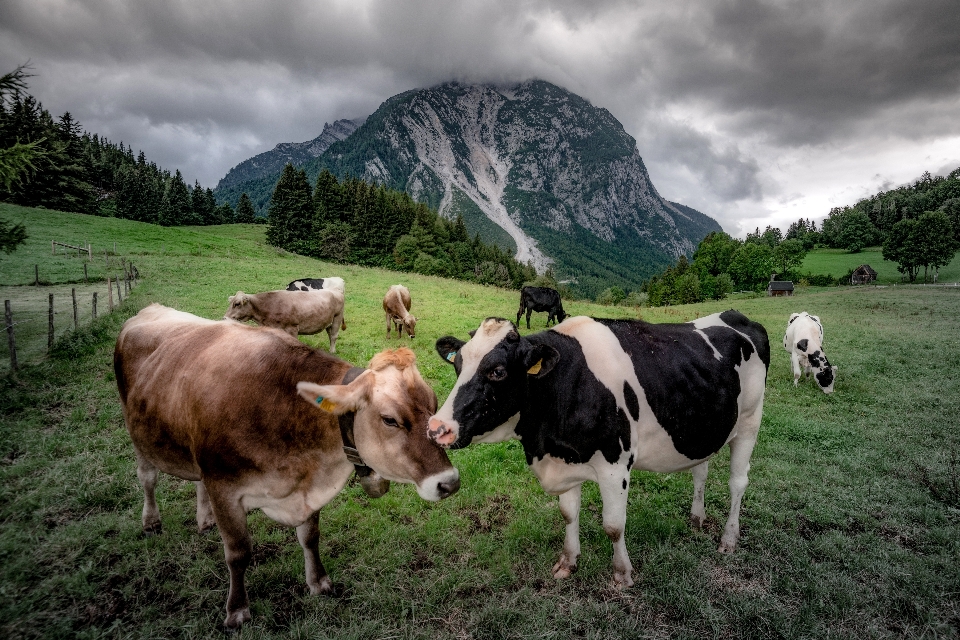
[801,246,960,284]
[2,204,960,638]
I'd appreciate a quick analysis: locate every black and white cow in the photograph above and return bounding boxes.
[428,311,769,587]
[783,312,836,393]
[516,286,567,329]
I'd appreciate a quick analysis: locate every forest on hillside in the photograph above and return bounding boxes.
[266,165,538,290]
[640,166,960,306]
[0,65,251,230]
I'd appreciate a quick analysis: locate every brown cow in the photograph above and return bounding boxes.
[383,284,417,338]
[115,304,458,629]
[225,288,344,351]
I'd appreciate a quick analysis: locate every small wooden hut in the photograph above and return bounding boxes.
[851,264,878,285]
[767,274,794,297]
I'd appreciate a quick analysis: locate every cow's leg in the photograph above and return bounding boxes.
[790,352,802,386]
[206,487,253,629]
[296,511,336,595]
[552,484,581,579]
[195,481,216,533]
[526,309,533,330]
[326,316,341,353]
[516,304,524,328]
[719,425,759,554]
[599,470,634,588]
[135,451,162,535]
[385,313,392,338]
[689,460,709,529]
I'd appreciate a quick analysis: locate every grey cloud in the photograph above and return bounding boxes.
[1,0,957,226]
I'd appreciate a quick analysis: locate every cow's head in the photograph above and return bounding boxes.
[427,318,559,448]
[296,347,459,501]
[806,349,837,394]
[404,315,418,339]
[556,308,568,323]
[224,291,253,322]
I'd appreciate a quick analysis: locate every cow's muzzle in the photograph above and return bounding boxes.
[427,416,459,448]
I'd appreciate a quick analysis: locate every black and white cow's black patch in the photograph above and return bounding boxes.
[286,278,325,292]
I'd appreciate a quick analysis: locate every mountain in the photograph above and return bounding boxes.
[214,118,364,213]
[218,81,721,295]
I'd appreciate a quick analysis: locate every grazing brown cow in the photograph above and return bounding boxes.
[225,288,344,352]
[115,304,459,630]
[383,284,417,338]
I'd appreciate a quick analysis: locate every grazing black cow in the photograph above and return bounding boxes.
[428,311,770,588]
[516,286,566,329]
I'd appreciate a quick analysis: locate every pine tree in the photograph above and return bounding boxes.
[160,170,192,226]
[234,192,256,223]
[266,164,313,250]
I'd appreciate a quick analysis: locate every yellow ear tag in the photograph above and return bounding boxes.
[527,359,542,375]
[317,397,338,412]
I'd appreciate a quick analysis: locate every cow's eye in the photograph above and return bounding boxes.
[487,366,507,382]
[381,416,401,428]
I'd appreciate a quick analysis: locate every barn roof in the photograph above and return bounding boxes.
[854,264,877,275]
[768,281,794,291]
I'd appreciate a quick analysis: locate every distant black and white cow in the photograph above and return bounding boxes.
[428,311,769,587]
[516,286,567,329]
[285,277,345,295]
[783,312,836,393]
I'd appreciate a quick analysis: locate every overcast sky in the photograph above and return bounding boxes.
[2,0,958,236]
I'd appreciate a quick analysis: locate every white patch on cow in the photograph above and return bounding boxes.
[472,412,520,444]
[690,314,729,361]
[783,311,834,392]
[552,316,699,472]
[432,319,515,434]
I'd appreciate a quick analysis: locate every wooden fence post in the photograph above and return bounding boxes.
[72,288,78,330]
[92,292,98,320]
[108,277,114,311]
[48,294,54,350]
[116,277,122,304]
[84,262,88,283]
[87,244,92,260]
[51,240,55,255]
[5,300,17,372]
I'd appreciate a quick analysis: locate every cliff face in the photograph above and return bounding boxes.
[314,81,720,282]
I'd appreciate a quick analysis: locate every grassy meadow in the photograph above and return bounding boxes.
[801,246,960,284]
[1,204,959,639]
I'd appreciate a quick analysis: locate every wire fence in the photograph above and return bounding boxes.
[2,263,139,373]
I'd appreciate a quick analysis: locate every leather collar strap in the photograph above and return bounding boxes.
[337,367,374,477]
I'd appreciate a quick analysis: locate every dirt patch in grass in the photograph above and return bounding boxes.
[462,494,512,534]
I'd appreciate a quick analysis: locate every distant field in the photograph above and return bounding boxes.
[1,205,959,639]
[801,246,960,283]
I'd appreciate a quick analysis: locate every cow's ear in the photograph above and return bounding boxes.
[435,336,466,365]
[297,371,373,415]
[788,313,800,324]
[525,343,560,378]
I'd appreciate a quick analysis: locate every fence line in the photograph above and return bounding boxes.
[2,262,139,373]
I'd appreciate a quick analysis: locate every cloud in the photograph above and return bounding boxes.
[1,0,958,234]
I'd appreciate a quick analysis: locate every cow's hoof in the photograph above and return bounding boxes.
[612,570,634,589]
[309,577,344,598]
[198,521,217,534]
[552,555,577,579]
[223,607,251,631]
[689,514,704,530]
[718,540,737,554]
[142,522,162,537]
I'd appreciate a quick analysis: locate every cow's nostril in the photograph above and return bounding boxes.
[437,477,460,498]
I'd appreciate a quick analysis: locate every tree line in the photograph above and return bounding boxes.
[266,165,538,289]
[0,64,260,232]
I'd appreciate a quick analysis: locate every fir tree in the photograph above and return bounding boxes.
[160,170,192,226]
[234,192,256,223]
[266,164,313,249]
